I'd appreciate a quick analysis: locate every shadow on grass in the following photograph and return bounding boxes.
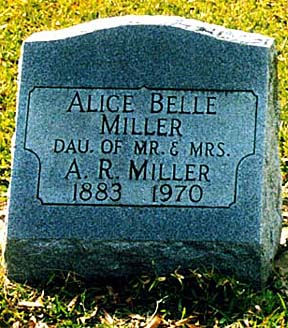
[2,259,286,327]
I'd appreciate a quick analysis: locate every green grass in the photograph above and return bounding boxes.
[1,0,288,326]
[0,263,288,327]
[0,262,288,328]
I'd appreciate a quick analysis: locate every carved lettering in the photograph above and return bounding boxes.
[25,87,256,206]
[67,91,134,113]
[150,92,217,115]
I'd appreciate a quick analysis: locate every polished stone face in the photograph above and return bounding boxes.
[5,16,282,286]
[25,87,256,207]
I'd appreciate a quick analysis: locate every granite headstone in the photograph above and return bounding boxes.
[5,16,282,286]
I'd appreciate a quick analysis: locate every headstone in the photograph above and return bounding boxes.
[5,16,282,286]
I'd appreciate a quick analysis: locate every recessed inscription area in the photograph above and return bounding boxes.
[24,87,257,207]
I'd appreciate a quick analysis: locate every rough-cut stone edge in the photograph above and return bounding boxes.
[25,15,274,47]
[5,239,264,286]
[259,42,282,272]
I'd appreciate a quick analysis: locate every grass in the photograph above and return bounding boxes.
[1,0,288,326]
[0,263,288,327]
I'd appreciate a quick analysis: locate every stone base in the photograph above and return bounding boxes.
[5,239,275,287]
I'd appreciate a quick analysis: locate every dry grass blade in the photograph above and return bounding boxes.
[77,305,98,324]
[67,294,79,312]
[18,300,44,308]
[145,314,163,328]
[100,309,114,325]
[175,316,199,326]
[28,316,50,328]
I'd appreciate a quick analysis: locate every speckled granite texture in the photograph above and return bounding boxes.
[5,16,282,286]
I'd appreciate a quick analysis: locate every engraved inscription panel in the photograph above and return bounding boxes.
[24,87,257,207]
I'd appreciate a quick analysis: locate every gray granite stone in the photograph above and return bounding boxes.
[5,16,282,286]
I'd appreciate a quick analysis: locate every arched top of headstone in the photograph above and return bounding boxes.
[26,15,274,48]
